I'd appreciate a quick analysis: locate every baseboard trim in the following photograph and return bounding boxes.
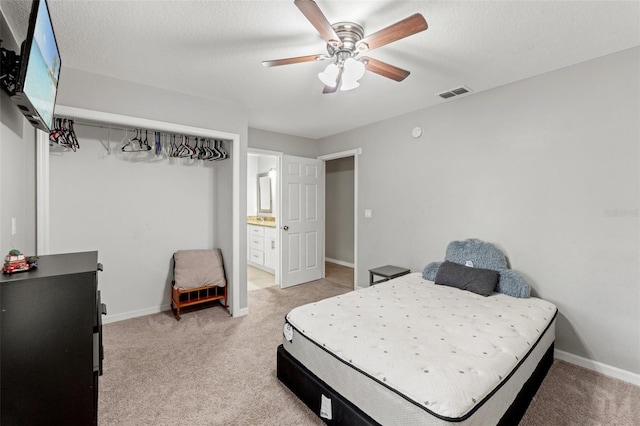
[554,349,640,386]
[103,303,238,323]
[233,307,249,318]
[103,303,172,324]
[326,257,354,268]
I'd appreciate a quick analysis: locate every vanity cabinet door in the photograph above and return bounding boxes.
[264,228,276,270]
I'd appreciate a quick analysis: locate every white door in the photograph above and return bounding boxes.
[280,155,324,288]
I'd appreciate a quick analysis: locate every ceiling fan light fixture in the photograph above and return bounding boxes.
[339,78,360,91]
[339,58,365,91]
[344,57,366,81]
[318,63,339,87]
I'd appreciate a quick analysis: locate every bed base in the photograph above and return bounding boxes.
[171,284,227,320]
[277,342,554,425]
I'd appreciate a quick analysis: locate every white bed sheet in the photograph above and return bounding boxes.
[284,272,557,424]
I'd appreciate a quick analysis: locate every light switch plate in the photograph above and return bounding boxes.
[364,209,372,218]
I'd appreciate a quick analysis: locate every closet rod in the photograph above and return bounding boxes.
[52,115,231,160]
[54,115,230,139]
[54,117,117,154]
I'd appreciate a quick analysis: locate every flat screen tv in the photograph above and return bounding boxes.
[11,0,61,133]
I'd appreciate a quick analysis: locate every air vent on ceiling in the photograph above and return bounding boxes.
[437,86,472,100]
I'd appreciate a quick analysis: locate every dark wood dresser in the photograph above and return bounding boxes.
[0,251,106,425]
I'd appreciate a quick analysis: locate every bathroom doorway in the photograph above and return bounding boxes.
[247,149,280,291]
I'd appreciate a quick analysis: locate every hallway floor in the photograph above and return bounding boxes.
[247,261,354,292]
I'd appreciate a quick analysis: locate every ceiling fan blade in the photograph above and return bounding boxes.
[356,13,428,53]
[322,69,342,94]
[360,57,410,82]
[294,0,342,47]
[262,54,328,67]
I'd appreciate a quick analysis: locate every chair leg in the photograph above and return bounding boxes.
[171,299,181,321]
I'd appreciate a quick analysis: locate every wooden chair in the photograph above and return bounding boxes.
[171,249,228,320]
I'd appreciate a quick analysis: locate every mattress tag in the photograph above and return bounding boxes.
[320,394,332,420]
[283,322,294,342]
[465,260,474,267]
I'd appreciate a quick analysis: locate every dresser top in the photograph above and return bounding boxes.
[1,251,99,283]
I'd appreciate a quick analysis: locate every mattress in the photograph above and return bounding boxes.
[283,272,557,425]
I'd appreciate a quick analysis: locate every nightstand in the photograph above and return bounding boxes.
[369,265,411,285]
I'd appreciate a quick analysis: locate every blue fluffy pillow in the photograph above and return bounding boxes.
[423,239,531,298]
[422,261,442,281]
[445,239,507,271]
[497,269,531,298]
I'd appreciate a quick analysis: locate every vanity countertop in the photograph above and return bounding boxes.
[247,216,276,228]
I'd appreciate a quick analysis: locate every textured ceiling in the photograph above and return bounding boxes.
[2,1,639,139]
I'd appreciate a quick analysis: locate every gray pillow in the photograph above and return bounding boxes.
[434,260,498,297]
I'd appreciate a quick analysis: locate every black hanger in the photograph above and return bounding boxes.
[122,129,149,152]
[154,132,162,155]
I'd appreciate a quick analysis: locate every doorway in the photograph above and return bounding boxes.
[247,149,280,291]
[245,149,358,291]
[319,149,358,289]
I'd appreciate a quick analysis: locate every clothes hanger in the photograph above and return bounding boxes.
[169,134,178,157]
[49,118,64,145]
[214,139,228,160]
[154,132,162,155]
[141,130,151,151]
[122,129,148,152]
[120,128,132,151]
[208,138,222,161]
[197,138,209,160]
[66,119,79,151]
[50,119,76,151]
[176,135,195,158]
[202,138,215,160]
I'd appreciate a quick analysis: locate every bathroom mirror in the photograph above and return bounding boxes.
[258,173,272,213]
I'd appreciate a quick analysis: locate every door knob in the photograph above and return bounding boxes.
[283,225,289,231]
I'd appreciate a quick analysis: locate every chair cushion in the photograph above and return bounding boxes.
[174,249,226,290]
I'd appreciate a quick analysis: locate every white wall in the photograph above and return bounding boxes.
[249,128,317,158]
[0,10,37,257]
[52,67,249,318]
[247,155,258,215]
[318,47,640,375]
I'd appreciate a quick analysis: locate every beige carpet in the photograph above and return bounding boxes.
[99,277,639,425]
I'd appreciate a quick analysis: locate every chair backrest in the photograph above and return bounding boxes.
[173,249,226,290]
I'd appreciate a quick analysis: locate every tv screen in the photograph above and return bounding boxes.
[11,0,61,133]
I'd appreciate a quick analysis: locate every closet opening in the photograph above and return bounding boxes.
[37,105,242,320]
